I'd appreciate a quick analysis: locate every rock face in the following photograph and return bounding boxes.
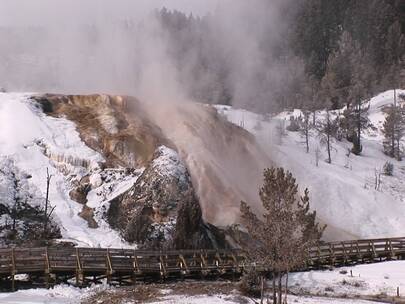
[108,146,224,249]
[30,93,269,249]
[34,94,171,168]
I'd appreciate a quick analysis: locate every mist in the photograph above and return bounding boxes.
[0,0,297,112]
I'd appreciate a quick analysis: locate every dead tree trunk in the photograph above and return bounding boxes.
[43,168,55,238]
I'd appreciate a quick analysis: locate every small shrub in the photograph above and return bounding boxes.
[383,161,394,176]
[353,281,362,288]
[238,269,261,298]
[325,286,334,292]
[286,116,300,132]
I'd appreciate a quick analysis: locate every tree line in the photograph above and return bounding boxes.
[156,1,404,113]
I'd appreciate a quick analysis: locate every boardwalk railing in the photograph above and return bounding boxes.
[1,237,405,290]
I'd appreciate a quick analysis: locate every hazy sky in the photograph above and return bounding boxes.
[0,0,220,26]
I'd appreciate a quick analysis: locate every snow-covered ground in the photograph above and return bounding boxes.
[148,294,384,304]
[290,260,405,298]
[0,284,108,304]
[217,89,405,240]
[0,93,129,247]
[0,282,389,304]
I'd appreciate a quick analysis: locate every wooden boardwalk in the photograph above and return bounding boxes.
[1,236,405,291]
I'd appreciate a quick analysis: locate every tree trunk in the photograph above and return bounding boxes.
[284,272,289,304]
[260,276,264,304]
[305,115,309,153]
[12,201,16,231]
[273,274,277,304]
[394,88,397,107]
[278,274,282,304]
[357,102,361,153]
[44,168,51,238]
[312,111,316,126]
[397,137,401,161]
[327,133,331,164]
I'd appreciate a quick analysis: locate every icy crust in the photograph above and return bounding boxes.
[216,90,405,240]
[0,93,129,247]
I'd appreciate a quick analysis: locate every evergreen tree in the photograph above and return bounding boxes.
[385,21,405,104]
[240,167,324,304]
[383,103,405,160]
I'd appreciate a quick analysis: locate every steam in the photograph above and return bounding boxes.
[0,0,295,111]
[0,1,294,225]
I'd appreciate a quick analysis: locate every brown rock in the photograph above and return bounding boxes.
[79,205,99,229]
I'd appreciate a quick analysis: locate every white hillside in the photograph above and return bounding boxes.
[0,93,128,247]
[216,90,405,241]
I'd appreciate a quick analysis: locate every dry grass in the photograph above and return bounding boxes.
[83,281,241,304]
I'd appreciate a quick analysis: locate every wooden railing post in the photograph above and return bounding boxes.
[159,254,167,279]
[179,254,189,274]
[106,248,113,284]
[75,248,83,286]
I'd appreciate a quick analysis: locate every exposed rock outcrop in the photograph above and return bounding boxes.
[107,146,225,249]
[30,93,271,249]
[33,94,172,168]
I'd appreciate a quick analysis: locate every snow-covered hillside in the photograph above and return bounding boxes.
[217,90,405,241]
[0,93,130,247]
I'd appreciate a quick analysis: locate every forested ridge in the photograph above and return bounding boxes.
[157,0,405,112]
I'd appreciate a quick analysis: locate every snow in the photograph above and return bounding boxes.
[149,295,384,304]
[0,284,109,304]
[0,93,129,247]
[152,146,188,183]
[87,168,143,231]
[0,285,386,304]
[290,260,405,298]
[216,89,405,240]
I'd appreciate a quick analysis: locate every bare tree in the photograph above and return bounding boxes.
[8,170,21,234]
[316,110,338,164]
[240,167,324,304]
[43,168,56,238]
[300,111,311,153]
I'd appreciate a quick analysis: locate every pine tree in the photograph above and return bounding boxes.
[385,21,405,104]
[240,167,324,304]
[383,103,405,160]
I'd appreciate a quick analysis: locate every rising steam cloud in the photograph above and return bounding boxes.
[0,0,295,110]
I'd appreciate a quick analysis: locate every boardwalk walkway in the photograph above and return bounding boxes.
[1,236,405,291]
